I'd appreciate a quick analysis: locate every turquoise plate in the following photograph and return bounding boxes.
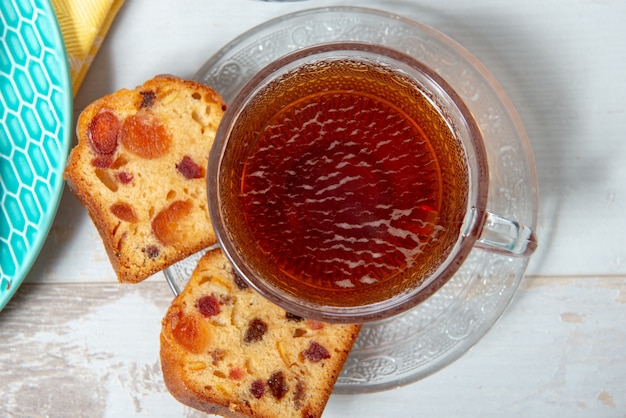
[0,0,72,311]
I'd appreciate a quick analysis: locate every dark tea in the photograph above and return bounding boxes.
[217,54,470,309]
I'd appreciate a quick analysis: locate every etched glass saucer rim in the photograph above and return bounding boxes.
[165,6,538,394]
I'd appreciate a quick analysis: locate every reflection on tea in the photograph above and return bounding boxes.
[224,58,469,307]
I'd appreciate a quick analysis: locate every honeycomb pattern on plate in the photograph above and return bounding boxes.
[0,0,71,308]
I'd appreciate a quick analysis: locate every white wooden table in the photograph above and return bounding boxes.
[2,0,626,416]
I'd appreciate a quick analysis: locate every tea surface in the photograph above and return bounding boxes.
[228,59,468,307]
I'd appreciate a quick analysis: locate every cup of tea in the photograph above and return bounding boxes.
[207,42,537,323]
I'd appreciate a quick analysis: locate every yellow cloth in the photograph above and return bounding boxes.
[50,0,125,97]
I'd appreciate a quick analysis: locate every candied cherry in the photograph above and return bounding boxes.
[176,155,204,179]
[302,341,331,363]
[196,295,220,317]
[87,110,119,155]
[92,154,115,169]
[117,171,133,184]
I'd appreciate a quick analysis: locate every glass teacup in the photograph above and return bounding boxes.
[207,42,536,323]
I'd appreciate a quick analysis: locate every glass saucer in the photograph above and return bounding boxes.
[165,6,538,394]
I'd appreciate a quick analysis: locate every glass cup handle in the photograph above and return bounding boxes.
[475,212,537,257]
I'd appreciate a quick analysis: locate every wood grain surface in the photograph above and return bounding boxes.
[2,0,625,417]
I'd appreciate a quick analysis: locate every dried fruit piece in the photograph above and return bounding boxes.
[176,155,204,179]
[229,367,245,380]
[302,408,316,418]
[87,110,119,155]
[120,112,171,159]
[92,154,115,169]
[292,328,307,338]
[151,200,193,245]
[140,90,156,108]
[294,378,307,410]
[267,371,288,400]
[196,295,220,317]
[276,341,292,367]
[302,341,331,363]
[250,379,266,399]
[143,245,160,259]
[117,171,133,184]
[286,312,304,322]
[95,168,118,192]
[168,310,210,354]
[305,320,325,331]
[210,349,226,365]
[110,202,138,222]
[244,318,268,344]
[234,274,248,290]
